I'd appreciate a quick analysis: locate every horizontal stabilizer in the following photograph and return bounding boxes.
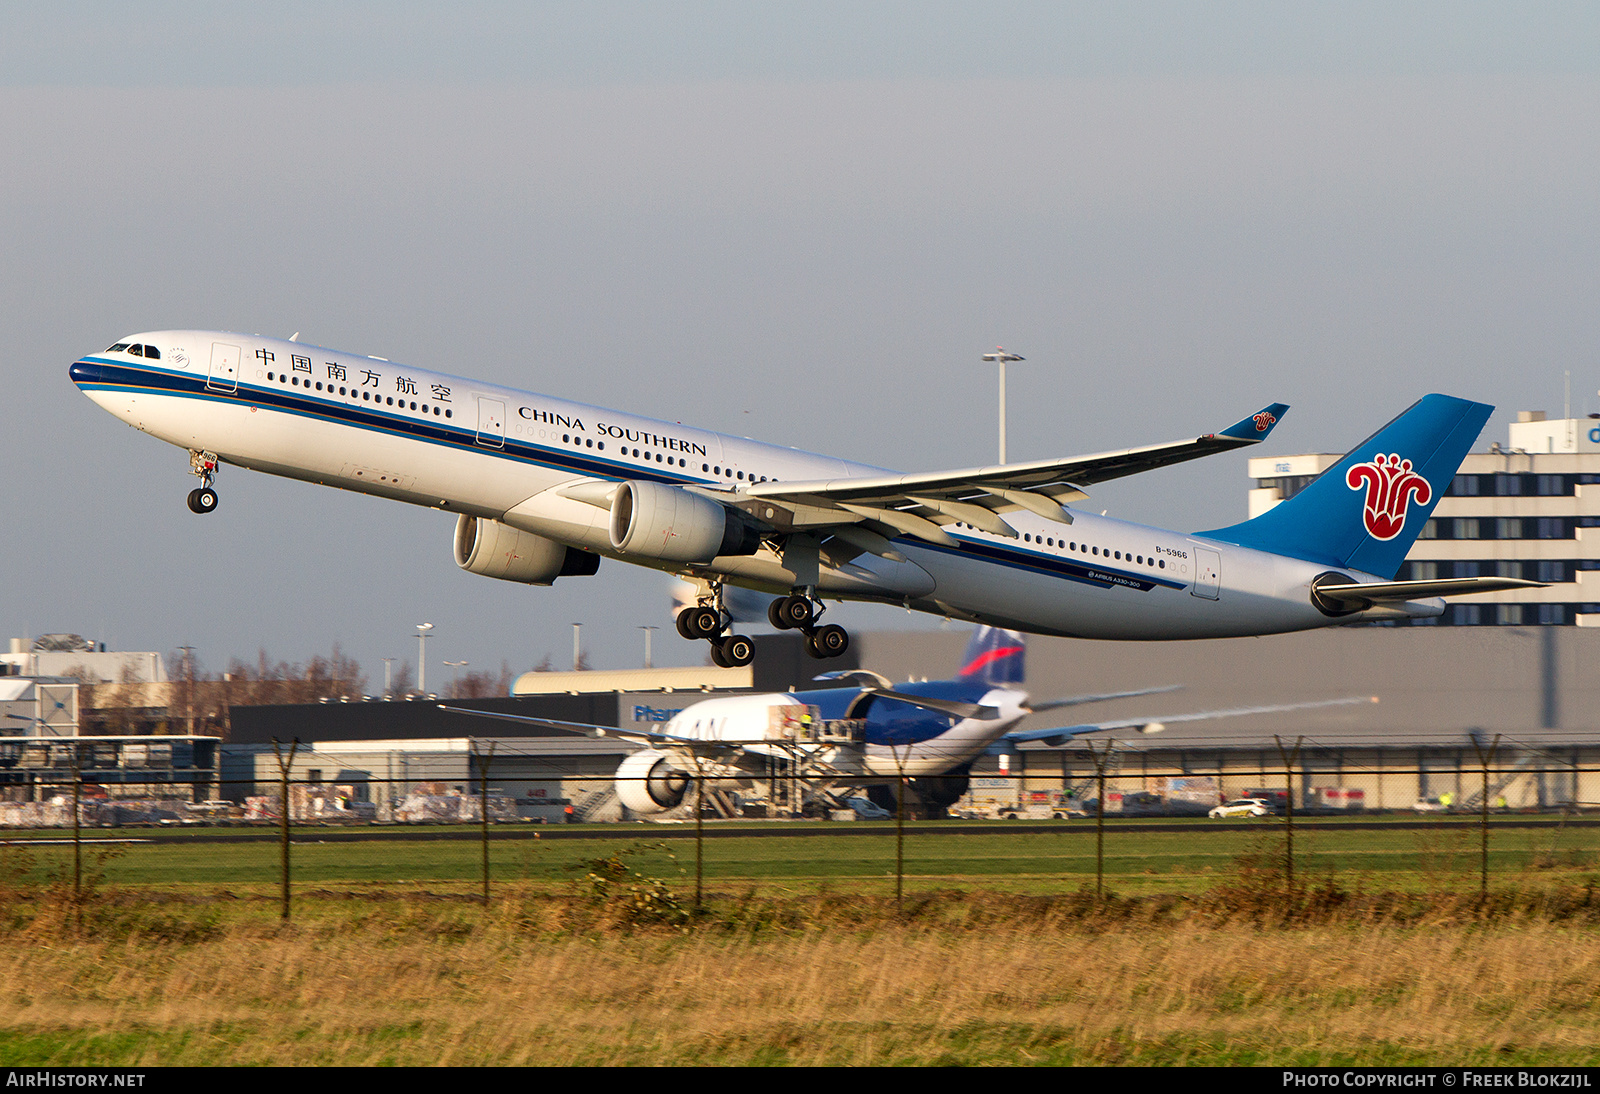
[1312,576,1547,608]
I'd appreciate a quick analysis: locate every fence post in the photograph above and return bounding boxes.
[1092,739,1114,899]
[1274,736,1304,894]
[271,738,299,921]
[1469,731,1501,897]
[694,752,705,911]
[473,740,496,906]
[70,740,82,906]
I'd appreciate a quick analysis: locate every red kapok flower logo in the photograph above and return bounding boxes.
[1253,411,1276,432]
[1346,453,1432,541]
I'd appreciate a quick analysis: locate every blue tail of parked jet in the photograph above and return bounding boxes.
[1199,394,1493,579]
[957,627,1027,686]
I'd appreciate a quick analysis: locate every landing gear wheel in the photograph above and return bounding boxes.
[187,488,218,514]
[811,624,849,658]
[675,608,698,640]
[684,606,723,640]
[769,594,814,630]
[717,634,755,667]
[709,641,731,668]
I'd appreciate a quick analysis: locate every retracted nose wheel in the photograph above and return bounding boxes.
[187,488,218,514]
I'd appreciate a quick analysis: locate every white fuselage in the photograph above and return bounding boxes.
[72,330,1416,639]
[654,691,1028,778]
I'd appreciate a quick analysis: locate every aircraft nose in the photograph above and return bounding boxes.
[68,359,106,387]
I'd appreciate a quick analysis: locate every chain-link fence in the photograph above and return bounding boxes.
[2,751,1598,918]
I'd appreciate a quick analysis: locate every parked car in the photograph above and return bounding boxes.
[1209,798,1272,819]
[1411,797,1449,814]
[840,797,893,820]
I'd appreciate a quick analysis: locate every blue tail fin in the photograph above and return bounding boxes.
[957,627,1026,686]
[1198,394,1493,579]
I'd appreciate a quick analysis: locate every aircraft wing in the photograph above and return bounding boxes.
[435,705,739,753]
[999,696,1377,748]
[1026,685,1182,713]
[743,403,1288,544]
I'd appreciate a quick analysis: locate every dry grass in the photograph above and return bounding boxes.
[2,883,1600,1065]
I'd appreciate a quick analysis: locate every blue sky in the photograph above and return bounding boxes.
[6,3,1599,681]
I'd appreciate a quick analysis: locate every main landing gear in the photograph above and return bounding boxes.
[767,591,850,660]
[675,592,756,668]
[675,582,851,667]
[186,450,219,514]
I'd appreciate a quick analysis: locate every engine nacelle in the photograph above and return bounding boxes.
[608,481,762,563]
[454,514,600,586]
[615,749,690,814]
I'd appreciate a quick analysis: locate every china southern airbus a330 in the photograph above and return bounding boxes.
[69,331,1538,665]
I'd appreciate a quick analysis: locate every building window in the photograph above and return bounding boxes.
[1539,604,1568,625]
[1537,518,1572,539]
[1494,474,1523,496]
[1537,560,1569,583]
[1498,605,1523,625]
[1407,561,1438,580]
[1452,519,1480,540]
[1453,604,1482,625]
[1451,475,1480,496]
[1496,560,1523,579]
[1496,518,1523,540]
[1452,561,1481,578]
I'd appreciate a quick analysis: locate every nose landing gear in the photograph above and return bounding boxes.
[186,450,220,514]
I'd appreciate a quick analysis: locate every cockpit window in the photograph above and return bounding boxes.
[127,345,144,357]
[106,343,130,353]
[142,345,160,359]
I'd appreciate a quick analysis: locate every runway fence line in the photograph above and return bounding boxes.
[0,761,1597,919]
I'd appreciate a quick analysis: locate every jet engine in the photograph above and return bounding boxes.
[453,514,600,585]
[615,749,691,814]
[608,481,763,563]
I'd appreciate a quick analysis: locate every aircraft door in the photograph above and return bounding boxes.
[476,397,505,448]
[1191,546,1221,600]
[207,342,240,392]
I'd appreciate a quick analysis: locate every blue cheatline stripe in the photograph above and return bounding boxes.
[71,358,710,488]
[73,359,1184,592]
[910,533,1185,593]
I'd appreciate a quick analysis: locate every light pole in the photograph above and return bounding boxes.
[982,347,1025,464]
[444,661,468,698]
[639,626,657,669]
[382,658,395,699]
[415,623,433,695]
[572,623,583,671]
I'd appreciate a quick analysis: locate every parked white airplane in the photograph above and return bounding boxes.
[70,331,1538,665]
[445,627,1375,816]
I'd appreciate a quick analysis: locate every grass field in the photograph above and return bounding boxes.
[3,820,1599,1065]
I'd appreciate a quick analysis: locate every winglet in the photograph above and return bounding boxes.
[1217,403,1290,442]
